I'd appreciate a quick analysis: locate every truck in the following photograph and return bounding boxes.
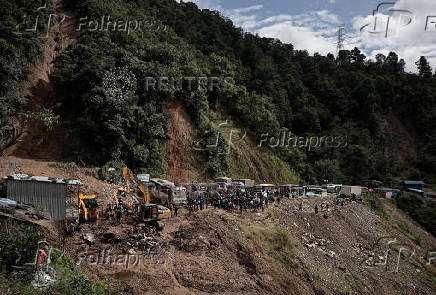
[235,179,255,188]
[149,178,187,206]
[215,177,232,185]
[340,185,361,196]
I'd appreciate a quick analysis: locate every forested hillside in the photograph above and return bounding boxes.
[2,0,436,185]
[0,0,52,151]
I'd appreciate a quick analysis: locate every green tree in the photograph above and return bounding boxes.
[415,56,432,78]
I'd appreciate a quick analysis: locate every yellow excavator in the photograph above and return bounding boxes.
[122,166,151,203]
[78,193,99,222]
[113,166,166,230]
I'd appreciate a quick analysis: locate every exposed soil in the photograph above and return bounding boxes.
[268,197,436,294]
[0,156,107,197]
[1,154,435,294]
[60,196,436,295]
[382,113,420,174]
[3,0,79,160]
[163,100,210,183]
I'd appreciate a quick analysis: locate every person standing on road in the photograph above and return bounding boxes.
[174,205,178,217]
[315,204,318,214]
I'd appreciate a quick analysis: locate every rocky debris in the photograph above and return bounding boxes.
[96,225,164,254]
[125,231,162,252]
[302,233,329,247]
[0,206,15,215]
[82,233,95,244]
[102,231,118,243]
[302,233,336,258]
[25,207,46,220]
[318,248,336,258]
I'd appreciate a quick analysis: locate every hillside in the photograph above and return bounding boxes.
[0,1,436,294]
[2,0,436,184]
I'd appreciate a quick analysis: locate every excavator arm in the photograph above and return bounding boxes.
[122,166,150,204]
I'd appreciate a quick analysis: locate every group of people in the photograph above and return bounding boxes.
[186,187,296,214]
[313,198,345,218]
[106,184,360,221]
[184,186,362,220]
[312,194,361,218]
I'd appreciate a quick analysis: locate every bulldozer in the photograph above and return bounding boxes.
[78,193,99,222]
[112,166,165,230]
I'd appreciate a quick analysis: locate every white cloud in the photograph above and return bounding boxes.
[228,5,263,14]
[177,0,223,11]
[257,21,337,55]
[216,5,342,55]
[352,0,436,72]
[254,10,341,55]
[316,9,341,24]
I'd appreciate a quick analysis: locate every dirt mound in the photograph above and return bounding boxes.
[19,189,436,295]
[168,211,315,295]
[269,197,436,294]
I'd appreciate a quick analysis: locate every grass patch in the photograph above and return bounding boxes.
[47,162,79,173]
[218,118,300,184]
[47,249,125,295]
[394,193,436,236]
[362,194,390,220]
[393,221,421,246]
[242,224,296,269]
[311,272,320,281]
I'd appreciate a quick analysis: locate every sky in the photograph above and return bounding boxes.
[180,0,436,73]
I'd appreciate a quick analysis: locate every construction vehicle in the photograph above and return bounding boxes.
[113,166,164,230]
[122,166,151,203]
[78,193,99,222]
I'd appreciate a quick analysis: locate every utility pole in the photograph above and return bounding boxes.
[337,25,345,53]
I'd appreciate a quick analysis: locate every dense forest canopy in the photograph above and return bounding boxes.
[1,0,436,185]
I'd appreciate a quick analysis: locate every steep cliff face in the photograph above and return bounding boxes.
[3,0,79,160]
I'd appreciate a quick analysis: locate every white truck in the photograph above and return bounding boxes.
[340,185,361,196]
